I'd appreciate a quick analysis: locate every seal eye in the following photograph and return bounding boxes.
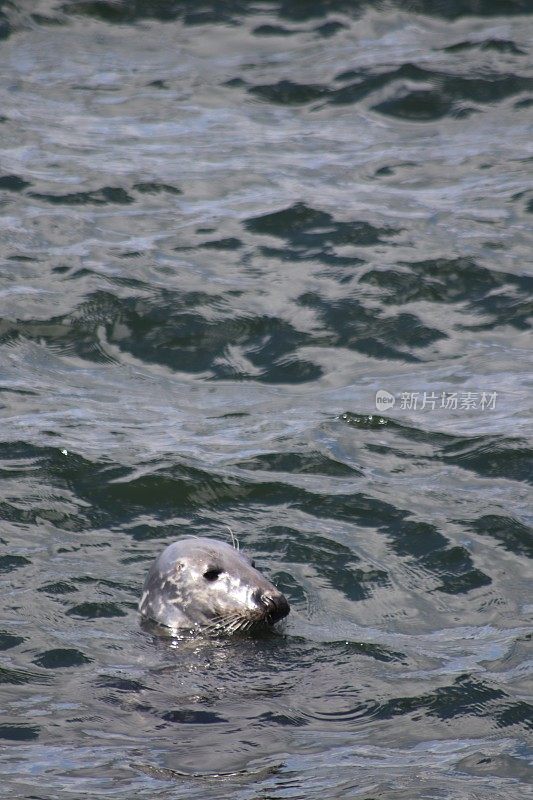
[203,568,222,582]
[251,560,256,568]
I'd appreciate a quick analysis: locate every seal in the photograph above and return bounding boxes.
[139,537,289,634]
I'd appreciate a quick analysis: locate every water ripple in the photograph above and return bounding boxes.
[0,1,531,798]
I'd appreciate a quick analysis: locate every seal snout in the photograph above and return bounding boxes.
[253,589,290,624]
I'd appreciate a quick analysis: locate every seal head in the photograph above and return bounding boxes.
[139,537,289,634]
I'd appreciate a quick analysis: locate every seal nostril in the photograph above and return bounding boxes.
[252,588,264,606]
[260,592,290,623]
[260,594,276,612]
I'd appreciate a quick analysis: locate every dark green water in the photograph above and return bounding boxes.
[0,1,532,798]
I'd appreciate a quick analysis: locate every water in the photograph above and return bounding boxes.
[0,1,532,797]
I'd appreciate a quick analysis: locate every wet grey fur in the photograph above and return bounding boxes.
[139,537,289,633]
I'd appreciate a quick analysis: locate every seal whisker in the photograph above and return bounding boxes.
[202,620,222,634]
[203,614,236,634]
[225,525,239,551]
[204,613,241,636]
[237,617,254,635]
[229,617,244,634]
